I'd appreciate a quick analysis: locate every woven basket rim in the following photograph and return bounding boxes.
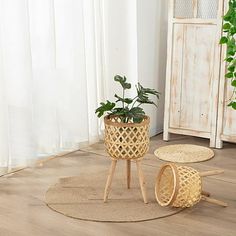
[155,163,179,206]
[104,115,150,127]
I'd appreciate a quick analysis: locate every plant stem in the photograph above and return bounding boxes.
[122,88,125,108]
[131,96,138,109]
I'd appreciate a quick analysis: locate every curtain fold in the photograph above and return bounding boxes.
[0,0,168,174]
[0,0,103,174]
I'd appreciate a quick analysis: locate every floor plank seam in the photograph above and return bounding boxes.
[79,149,236,185]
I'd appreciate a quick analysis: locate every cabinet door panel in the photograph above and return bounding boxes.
[169,24,183,128]
[170,24,217,132]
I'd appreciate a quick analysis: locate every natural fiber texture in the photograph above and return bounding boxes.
[45,168,182,222]
[155,164,202,208]
[154,144,214,163]
[104,115,150,160]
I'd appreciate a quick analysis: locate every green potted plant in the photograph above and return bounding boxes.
[220,0,236,110]
[95,75,160,160]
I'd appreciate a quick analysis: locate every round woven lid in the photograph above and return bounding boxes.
[154,144,214,163]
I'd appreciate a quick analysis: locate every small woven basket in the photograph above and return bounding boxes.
[104,115,150,160]
[155,163,227,208]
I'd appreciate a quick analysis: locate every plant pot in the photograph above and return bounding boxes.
[104,115,150,160]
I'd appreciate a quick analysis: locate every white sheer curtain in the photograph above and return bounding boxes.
[0,0,103,174]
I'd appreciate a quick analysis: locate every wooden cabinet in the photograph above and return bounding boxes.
[163,0,236,147]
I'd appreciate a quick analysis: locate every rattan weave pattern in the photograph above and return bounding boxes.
[173,165,202,207]
[104,115,150,160]
[156,164,202,208]
[154,144,214,163]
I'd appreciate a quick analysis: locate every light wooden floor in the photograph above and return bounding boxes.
[0,134,235,236]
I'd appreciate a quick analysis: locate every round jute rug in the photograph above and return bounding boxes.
[154,144,214,163]
[45,167,182,222]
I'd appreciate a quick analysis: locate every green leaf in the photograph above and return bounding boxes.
[136,82,160,107]
[129,107,145,115]
[224,6,234,22]
[110,107,129,117]
[137,98,157,106]
[223,23,231,30]
[133,116,143,123]
[228,101,236,109]
[114,94,133,104]
[226,57,234,62]
[114,75,131,90]
[231,80,236,87]
[230,37,236,45]
[230,27,236,35]
[95,100,115,117]
[110,106,145,123]
[129,107,145,123]
[137,83,160,97]
[224,16,231,22]
[226,72,234,78]
[220,37,228,44]
[228,65,235,72]
[227,51,235,56]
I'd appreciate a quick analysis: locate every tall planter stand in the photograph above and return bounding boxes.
[103,115,150,204]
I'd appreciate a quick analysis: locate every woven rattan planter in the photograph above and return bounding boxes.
[104,115,150,160]
[103,115,150,203]
[155,163,227,208]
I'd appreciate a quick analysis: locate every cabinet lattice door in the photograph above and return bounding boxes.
[163,0,224,147]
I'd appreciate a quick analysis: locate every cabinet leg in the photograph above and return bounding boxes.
[136,161,148,204]
[127,160,131,189]
[163,130,169,141]
[215,139,223,149]
[104,160,117,203]
[210,138,216,148]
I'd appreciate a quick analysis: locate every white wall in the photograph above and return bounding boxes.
[102,0,168,136]
[137,0,168,135]
[102,0,138,98]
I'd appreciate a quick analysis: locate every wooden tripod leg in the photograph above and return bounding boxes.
[201,190,210,197]
[201,196,228,207]
[127,160,131,189]
[136,160,148,204]
[199,170,224,177]
[104,160,117,203]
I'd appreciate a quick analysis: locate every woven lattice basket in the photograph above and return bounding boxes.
[155,163,227,208]
[104,115,150,160]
